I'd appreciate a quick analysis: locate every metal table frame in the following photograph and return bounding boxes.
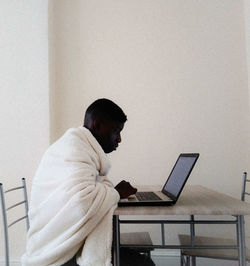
[113,214,246,266]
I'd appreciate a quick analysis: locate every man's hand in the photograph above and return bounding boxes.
[115,180,137,199]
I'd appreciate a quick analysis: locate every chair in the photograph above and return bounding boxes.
[120,231,154,258]
[0,178,29,266]
[0,178,153,265]
[178,172,250,266]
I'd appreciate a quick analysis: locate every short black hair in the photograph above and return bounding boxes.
[84,98,127,126]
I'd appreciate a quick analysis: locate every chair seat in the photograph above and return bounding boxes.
[120,232,154,252]
[179,234,250,261]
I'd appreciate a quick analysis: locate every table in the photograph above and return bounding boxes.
[113,185,250,266]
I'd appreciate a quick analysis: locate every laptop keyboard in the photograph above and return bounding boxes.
[135,192,162,201]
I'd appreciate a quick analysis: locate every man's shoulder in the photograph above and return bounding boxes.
[53,127,90,150]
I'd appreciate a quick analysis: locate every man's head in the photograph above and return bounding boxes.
[83,99,127,153]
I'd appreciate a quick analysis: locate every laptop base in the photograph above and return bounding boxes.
[118,200,175,207]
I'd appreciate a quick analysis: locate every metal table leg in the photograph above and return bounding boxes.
[190,215,196,266]
[113,215,120,266]
[237,215,246,266]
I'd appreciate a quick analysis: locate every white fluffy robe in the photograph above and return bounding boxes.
[22,127,120,266]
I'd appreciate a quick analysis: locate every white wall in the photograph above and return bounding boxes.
[245,0,250,86]
[50,0,249,194]
[0,0,49,261]
[244,0,250,162]
[49,1,250,264]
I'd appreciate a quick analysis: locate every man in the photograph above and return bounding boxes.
[22,99,154,266]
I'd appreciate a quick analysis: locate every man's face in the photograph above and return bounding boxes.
[96,120,124,153]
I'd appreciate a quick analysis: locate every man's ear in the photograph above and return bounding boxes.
[92,117,101,132]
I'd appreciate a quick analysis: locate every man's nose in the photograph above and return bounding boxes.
[117,133,121,143]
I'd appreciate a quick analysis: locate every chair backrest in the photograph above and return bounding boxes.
[241,172,249,202]
[0,178,29,266]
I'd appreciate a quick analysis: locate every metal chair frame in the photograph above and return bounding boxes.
[0,178,30,266]
[180,172,249,266]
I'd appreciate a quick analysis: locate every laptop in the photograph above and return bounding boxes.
[118,153,199,206]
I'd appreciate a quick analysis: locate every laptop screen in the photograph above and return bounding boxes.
[162,154,199,201]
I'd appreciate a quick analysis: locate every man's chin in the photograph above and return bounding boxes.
[108,146,118,153]
[105,147,116,153]
[103,142,119,153]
